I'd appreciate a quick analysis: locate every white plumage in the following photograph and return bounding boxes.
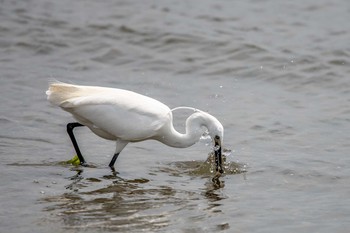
[46,82,224,173]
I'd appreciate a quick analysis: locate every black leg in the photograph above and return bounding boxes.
[67,122,86,165]
[109,153,120,168]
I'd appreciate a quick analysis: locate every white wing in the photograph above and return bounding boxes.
[48,83,171,141]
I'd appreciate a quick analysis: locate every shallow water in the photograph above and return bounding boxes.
[1,0,350,232]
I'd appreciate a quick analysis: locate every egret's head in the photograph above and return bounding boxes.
[202,112,224,174]
[211,121,224,174]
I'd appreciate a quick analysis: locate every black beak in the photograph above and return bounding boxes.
[214,135,223,174]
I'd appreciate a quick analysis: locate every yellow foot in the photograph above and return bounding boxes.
[66,155,81,166]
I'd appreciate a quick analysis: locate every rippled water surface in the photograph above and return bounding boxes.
[1,0,350,232]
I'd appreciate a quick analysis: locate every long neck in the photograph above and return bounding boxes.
[158,112,207,148]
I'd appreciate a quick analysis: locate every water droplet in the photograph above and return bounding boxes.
[200,134,210,140]
[213,145,220,151]
[40,191,45,194]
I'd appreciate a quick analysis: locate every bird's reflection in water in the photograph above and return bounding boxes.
[65,168,84,191]
[42,154,243,231]
[42,168,180,231]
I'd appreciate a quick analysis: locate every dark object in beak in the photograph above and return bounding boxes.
[214,135,223,174]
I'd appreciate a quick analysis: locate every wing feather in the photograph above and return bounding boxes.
[47,83,171,141]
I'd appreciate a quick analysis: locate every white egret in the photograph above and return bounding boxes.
[46,82,224,174]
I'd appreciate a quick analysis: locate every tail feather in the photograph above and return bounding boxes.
[46,82,81,106]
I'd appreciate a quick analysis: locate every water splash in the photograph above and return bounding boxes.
[213,145,221,152]
[164,148,247,177]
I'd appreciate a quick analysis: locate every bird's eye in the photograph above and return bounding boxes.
[215,135,220,140]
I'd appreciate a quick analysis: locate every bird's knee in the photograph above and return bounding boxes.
[67,122,84,132]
